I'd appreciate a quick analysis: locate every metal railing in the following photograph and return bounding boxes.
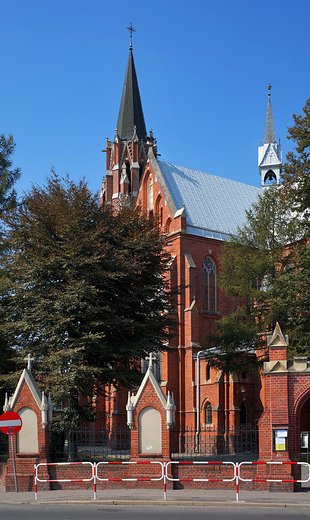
[49,425,131,462]
[49,425,258,463]
[34,459,310,502]
[171,426,259,459]
[0,430,9,463]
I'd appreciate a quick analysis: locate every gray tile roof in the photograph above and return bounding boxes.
[157,161,261,240]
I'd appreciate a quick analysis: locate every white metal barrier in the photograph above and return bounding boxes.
[96,461,165,499]
[238,461,310,488]
[166,461,237,499]
[34,461,95,500]
[34,459,310,501]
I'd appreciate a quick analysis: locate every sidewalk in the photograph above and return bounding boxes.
[1,487,310,508]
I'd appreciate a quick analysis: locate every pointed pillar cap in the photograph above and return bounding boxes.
[267,322,289,348]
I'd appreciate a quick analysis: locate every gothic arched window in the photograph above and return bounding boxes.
[165,218,171,234]
[148,176,153,212]
[126,162,131,195]
[139,162,144,183]
[205,402,212,425]
[155,195,163,226]
[202,257,217,312]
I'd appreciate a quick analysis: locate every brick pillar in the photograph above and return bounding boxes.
[2,368,52,492]
[126,368,174,488]
[257,323,294,491]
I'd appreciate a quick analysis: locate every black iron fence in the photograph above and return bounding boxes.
[171,426,259,459]
[0,431,9,463]
[49,425,131,462]
[49,424,258,463]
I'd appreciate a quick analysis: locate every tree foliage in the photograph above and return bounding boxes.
[0,134,21,220]
[205,186,301,373]
[208,97,310,370]
[274,96,310,354]
[281,97,310,218]
[0,173,175,423]
[204,307,261,375]
[0,134,21,398]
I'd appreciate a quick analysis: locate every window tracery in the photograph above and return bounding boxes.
[202,256,217,312]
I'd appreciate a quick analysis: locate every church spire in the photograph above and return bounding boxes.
[101,27,151,206]
[116,26,147,142]
[258,85,282,188]
[264,84,276,144]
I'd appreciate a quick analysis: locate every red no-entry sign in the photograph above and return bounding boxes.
[0,411,22,435]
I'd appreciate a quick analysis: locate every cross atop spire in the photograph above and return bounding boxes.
[126,23,136,49]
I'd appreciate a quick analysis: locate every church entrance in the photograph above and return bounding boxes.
[300,396,310,464]
[299,395,310,488]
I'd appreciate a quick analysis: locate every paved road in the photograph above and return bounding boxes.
[1,504,310,520]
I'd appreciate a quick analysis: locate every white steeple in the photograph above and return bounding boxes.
[258,85,282,188]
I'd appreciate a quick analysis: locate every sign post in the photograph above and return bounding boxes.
[0,411,22,492]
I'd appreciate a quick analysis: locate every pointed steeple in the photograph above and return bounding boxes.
[102,27,152,207]
[258,85,282,188]
[116,47,147,141]
[264,84,276,144]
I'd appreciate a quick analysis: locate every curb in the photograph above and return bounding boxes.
[1,499,310,508]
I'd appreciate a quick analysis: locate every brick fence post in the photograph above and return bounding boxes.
[1,366,52,492]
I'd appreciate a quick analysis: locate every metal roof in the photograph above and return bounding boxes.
[157,161,261,240]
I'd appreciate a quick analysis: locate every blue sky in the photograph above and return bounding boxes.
[1,0,309,198]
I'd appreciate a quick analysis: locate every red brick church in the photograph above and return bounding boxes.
[98,35,310,460]
[3,34,310,493]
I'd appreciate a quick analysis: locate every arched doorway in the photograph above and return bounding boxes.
[300,396,310,463]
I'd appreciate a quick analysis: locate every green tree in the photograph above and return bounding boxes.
[0,173,174,424]
[273,96,310,354]
[0,134,21,220]
[208,97,310,369]
[205,186,301,373]
[281,97,310,219]
[0,134,21,400]
[204,307,262,375]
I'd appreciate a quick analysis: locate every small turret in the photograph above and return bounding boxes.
[258,85,282,187]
